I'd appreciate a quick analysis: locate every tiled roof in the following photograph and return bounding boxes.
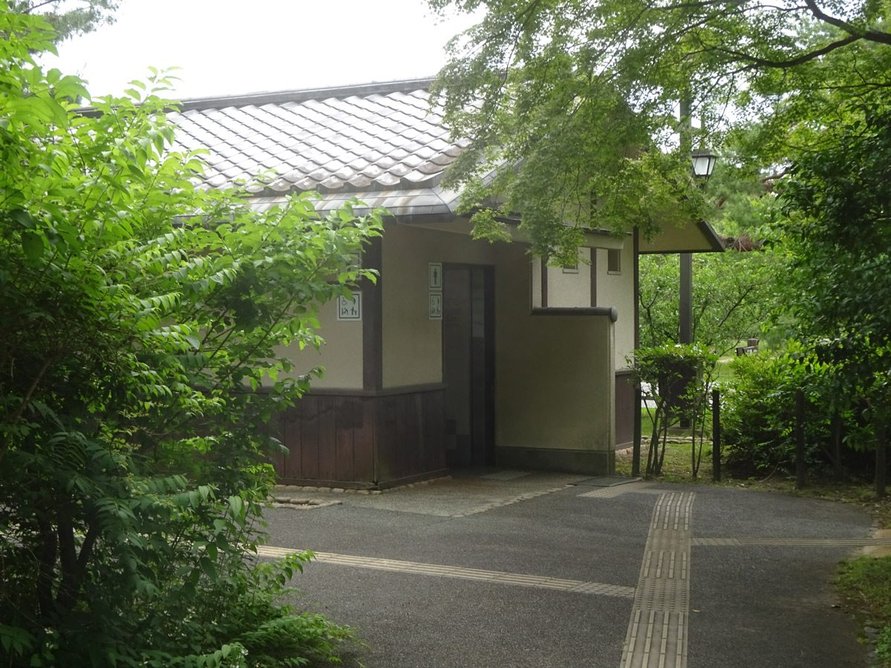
[169,78,469,216]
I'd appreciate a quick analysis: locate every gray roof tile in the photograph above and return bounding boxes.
[374,173,401,187]
[170,78,470,216]
[346,174,373,189]
[320,175,345,190]
[249,182,463,217]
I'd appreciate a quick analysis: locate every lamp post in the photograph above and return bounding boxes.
[679,147,718,345]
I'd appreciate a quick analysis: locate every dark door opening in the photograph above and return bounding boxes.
[442,264,495,468]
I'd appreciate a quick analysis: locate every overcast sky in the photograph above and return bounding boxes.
[42,0,477,100]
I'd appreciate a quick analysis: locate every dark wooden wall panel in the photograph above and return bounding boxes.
[387,396,404,481]
[421,391,446,472]
[300,401,320,480]
[397,394,419,480]
[317,403,336,481]
[281,409,301,481]
[271,412,288,476]
[334,406,355,483]
[615,371,635,447]
[356,398,376,481]
[272,389,446,488]
[375,395,396,482]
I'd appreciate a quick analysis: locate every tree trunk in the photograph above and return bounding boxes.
[876,419,887,499]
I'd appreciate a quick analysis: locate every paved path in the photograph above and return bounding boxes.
[262,473,882,667]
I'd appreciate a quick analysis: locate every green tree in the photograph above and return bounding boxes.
[0,7,381,666]
[9,0,119,40]
[778,93,891,473]
[429,0,891,255]
[714,88,891,485]
[639,159,781,352]
[638,250,780,354]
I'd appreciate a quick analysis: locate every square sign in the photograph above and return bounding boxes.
[428,292,443,320]
[337,292,362,321]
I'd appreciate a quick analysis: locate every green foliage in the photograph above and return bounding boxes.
[636,147,786,356]
[837,556,891,666]
[432,56,709,259]
[733,32,891,168]
[778,96,891,429]
[702,20,891,481]
[630,344,717,477]
[721,346,834,475]
[639,250,782,355]
[0,7,379,666]
[705,158,775,240]
[430,0,891,256]
[237,612,355,668]
[9,0,119,41]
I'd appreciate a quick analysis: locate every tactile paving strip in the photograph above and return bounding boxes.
[621,491,695,668]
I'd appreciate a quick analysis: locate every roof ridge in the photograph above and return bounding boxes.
[178,77,437,112]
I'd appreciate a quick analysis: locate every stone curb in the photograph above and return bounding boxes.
[861,528,891,558]
[273,474,452,495]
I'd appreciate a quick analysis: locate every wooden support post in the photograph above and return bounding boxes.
[712,388,721,482]
[632,384,642,478]
[795,389,806,490]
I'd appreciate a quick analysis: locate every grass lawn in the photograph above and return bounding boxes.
[837,557,891,667]
[711,356,736,386]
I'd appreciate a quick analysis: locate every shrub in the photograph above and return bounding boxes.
[630,344,717,477]
[721,344,831,475]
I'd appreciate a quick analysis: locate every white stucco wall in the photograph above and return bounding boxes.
[275,298,364,389]
[494,245,615,452]
[527,241,635,374]
[595,244,636,371]
[282,228,636,394]
[545,248,593,307]
[381,223,498,388]
[382,225,617,454]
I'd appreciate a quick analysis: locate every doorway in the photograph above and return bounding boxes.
[442,264,495,468]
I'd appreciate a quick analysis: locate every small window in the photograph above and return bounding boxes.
[607,249,622,274]
[561,263,579,274]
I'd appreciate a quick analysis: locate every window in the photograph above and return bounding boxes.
[607,248,622,274]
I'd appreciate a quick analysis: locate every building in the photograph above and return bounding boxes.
[169,78,722,488]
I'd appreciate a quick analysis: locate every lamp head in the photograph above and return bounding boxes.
[691,148,719,179]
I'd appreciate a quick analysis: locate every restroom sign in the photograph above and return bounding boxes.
[428,292,443,320]
[428,263,443,320]
[428,262,443,290]
[337,292,362,320]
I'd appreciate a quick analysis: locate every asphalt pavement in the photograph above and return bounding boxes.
[261,471,880,667]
